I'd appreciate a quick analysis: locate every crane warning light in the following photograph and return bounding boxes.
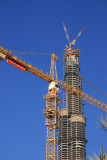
[7,58,26,72]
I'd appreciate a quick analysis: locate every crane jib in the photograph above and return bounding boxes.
[0,47,107,113]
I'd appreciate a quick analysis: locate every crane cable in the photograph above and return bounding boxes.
[76,73,107,98]
[57,57,107,99]
[6,49,107,98]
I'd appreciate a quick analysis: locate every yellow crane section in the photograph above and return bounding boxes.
[0,47,53,82]
[0,47,107,113]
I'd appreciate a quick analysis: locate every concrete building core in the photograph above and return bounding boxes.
[58,49,87,160]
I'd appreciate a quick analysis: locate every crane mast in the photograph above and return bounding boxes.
[44,54,60,160]
[44,85,60,160]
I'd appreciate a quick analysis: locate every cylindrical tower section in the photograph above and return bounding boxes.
[64,49,82,116]
[58,109,70,160]
[69,115,87,160]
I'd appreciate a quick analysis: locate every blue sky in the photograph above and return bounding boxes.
[0,0,107,159]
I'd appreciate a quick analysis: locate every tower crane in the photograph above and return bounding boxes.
[0,47,107,160]
[62,21,85,55]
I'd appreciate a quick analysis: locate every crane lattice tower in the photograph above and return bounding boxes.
[58,49,87,160]
[44,54,60,160]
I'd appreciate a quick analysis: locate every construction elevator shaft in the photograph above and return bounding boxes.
[58,49,87,160]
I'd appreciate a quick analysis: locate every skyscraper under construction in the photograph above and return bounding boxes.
[58,49,87,160]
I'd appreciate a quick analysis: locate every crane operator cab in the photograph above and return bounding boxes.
[48,81,59,95]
